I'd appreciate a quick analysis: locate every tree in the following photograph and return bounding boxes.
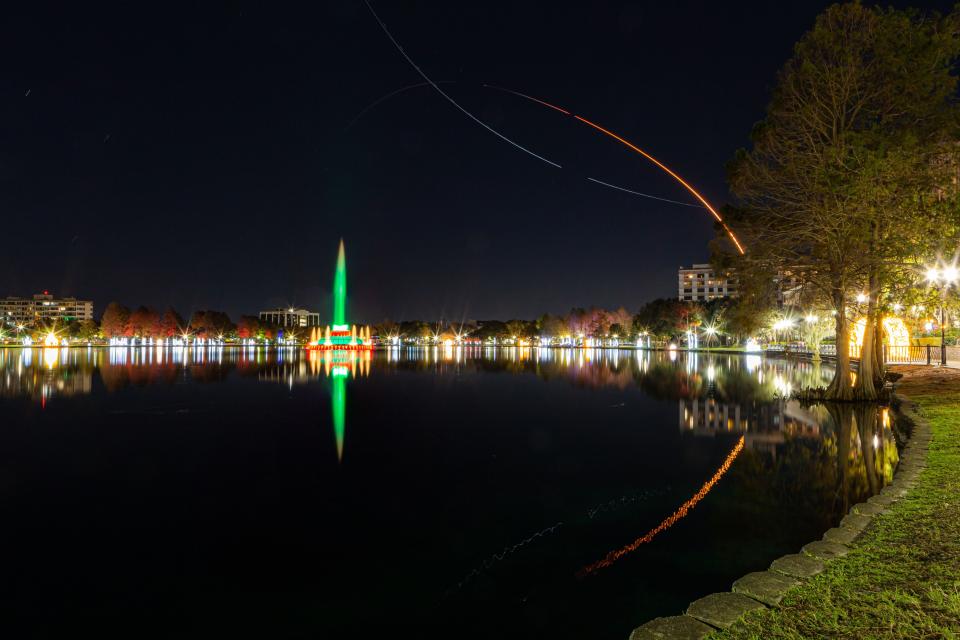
[159,307,185,337]
[373,319,399,340]
[609,307,633,338]
[74,319,100,341]
[100,302,131,338]
[536,314,567,339]
[504,319,530,341]
[127,306,161,338]
[722,2,960,400]
[475,321,508,342]
[236,316,262,339]
[189,310,235,339]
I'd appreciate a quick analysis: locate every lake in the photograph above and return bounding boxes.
[0,346,899,639]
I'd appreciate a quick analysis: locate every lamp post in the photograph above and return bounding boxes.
[925,264,958,366]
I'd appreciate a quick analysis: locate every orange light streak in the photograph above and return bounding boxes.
[572,116,745,254]
[486,84,745,254]
[578,435,745,577]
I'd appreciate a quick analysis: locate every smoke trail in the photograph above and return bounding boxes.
[344,81,455,131]
[363,1,562,169]
[448,522,564,593]
[585,486,671,520]
[587,177,705,209]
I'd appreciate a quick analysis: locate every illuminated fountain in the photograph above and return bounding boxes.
[307,240,374,351]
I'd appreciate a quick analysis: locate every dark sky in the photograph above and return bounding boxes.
[3,1,950,323]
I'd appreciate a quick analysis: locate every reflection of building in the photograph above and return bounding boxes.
[258,307,321,328]
[0,349,94,402]
[678,264,738,301]
[1,292,94,327]
[679,397,821,457]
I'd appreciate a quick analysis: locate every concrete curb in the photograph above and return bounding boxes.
[628,393,929,640]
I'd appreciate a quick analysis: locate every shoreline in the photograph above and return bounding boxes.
[630,366,955,639]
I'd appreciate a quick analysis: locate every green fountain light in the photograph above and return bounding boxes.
[333,239,347,328]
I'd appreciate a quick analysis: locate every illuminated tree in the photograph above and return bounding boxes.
[100,302,131,338]
[127,306,161,338]
[723,2,960,400]
[159,307,185,337]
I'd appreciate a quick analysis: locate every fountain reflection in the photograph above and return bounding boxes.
[0,348,900,496]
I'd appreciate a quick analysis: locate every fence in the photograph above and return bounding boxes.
[768,342,954,366]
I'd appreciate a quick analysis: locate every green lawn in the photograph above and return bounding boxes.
[709,369,960,639]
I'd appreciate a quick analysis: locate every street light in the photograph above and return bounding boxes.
[925,262,958,365]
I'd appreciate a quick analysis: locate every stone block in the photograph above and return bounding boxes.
[686,592,766,629]
[840,513,873,531]
[802,540,849,560]
[851,502,885,516]
[732,571,799,606]
[823,527,859,545]
[770,553,825,578]
[867,494,896,507]
[629,615,715,640]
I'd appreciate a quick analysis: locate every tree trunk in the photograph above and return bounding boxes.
[827,402,854,518]
[855,265,881,400]
[873,313,885,388]
[855,403,880,496]
[855,308,878,400]
[826,292,854,401]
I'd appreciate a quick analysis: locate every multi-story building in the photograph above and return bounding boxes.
[1,292,94,327]
[678,264,738,302]
[258,307,321,328]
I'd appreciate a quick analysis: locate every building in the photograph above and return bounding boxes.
[259,307,321,328]
[1,292,94,327]
[678,264,738,301]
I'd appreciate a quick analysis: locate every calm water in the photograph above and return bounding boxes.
[0,347,899,639]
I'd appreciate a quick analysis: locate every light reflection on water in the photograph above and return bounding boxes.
[0,345,901,639]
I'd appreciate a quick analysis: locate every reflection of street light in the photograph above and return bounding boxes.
[926,262,958,365]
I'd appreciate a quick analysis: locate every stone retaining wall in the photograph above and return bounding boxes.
[629,395,929,640]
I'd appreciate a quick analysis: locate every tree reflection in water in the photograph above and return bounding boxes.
[0,346,898,515]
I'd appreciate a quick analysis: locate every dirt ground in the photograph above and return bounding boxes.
[889,364,960,395]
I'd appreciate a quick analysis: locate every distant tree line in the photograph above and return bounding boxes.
[8,298,771,345]
[371,299,762,344]
[51,303,290,341]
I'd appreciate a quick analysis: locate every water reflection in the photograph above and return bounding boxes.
[0,346,904,639]
[0,346,897,491]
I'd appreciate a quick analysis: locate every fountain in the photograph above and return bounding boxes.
[307,240,374,351]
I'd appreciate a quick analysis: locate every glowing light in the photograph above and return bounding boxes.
[744,338,761,353]
[43,347,59,369]
[334,240,347,326]
[805,315,818,324]
[943,266,959,283]
[331,373,346,462]
[579,436,745,577]
[481,86,744,253]
[772,319,794,331]
[44,332,59,347]
[851,316,910,356]
[926,267,941,282]
[856,293,867,303]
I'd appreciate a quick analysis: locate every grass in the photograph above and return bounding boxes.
[709,366,960,640]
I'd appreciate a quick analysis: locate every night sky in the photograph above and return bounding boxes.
[3,1,950,323]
